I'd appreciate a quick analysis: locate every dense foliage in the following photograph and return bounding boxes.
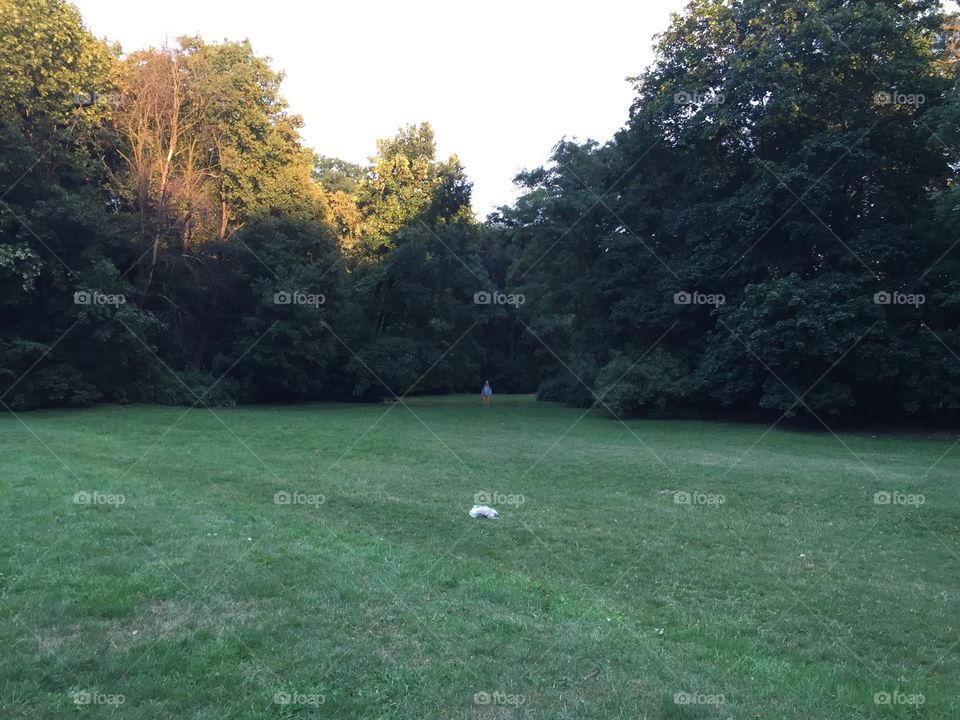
[2,0,959,423]
[0,0,517,409]
[499,0,960,422]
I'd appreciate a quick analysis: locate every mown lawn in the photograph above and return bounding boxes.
[1,395,957,718]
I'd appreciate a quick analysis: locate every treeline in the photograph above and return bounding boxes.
[3,0,960,423]
[0,0,530,410]
[494,0,960,423]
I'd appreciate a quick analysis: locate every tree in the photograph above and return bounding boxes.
[107,37,330,383]
[113,45,192,293]
[343,123,488,398]
[313,155,365,195]
[0,0,159,409]
[509,0,958,421]
[355,122,472,257]
[208,215,349,401]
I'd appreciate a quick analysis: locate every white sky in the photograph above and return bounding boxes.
[71,0,688,216]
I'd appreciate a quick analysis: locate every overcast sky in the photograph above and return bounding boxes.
[70,0,689,215]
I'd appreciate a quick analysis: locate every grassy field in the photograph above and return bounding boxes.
[1,394,958,719]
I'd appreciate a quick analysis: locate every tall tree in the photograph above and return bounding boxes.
[345,123,486,397]
[313,155,365,195]
[356,122,471,257]
[113,45,192,292]
[0,0,158,409]
[509,0,957,420]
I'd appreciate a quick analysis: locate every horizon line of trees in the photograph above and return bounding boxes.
[2,0,960,425]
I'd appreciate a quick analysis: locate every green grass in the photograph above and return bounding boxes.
[2,394,958,719]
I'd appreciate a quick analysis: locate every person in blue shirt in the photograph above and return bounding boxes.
[481,380,492,408]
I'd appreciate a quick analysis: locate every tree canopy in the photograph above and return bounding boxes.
[500,0,960,423]
[2,0,959,424]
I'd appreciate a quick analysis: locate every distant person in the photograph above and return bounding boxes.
[481,380,492,408]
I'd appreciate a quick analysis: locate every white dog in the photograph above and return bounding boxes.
[469,505,498,518]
